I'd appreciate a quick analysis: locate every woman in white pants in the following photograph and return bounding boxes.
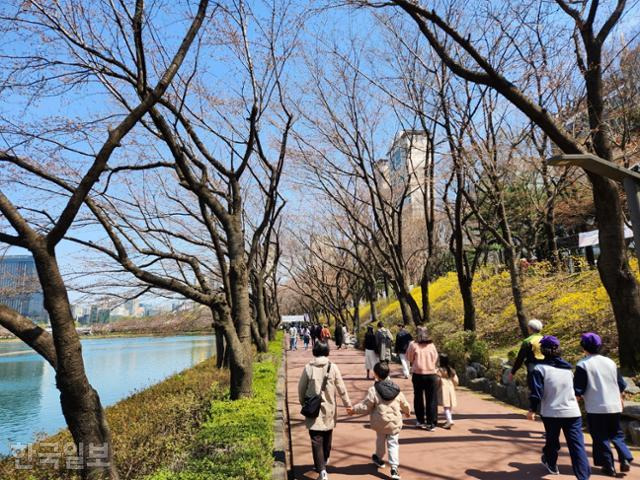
[364,325,379,379]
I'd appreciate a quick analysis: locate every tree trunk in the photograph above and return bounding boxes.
[590,175,640,373]
[582,38,640,373]
[227,334,253,399]
[543,210,560,268]
[227,221,254,398]
[420,260,431,323]
[450,185,477,331]
[268,322,278,341]
[253,276,270,350]
[33,247,118,480]
[213,305,253,399]
[353,299,361,347]
[215,326,226,369]
[460,276,476,331]
[368,283,378,324]
[542,172,561,268]
[503,245,528,336]
[396,294,412,326]
[251,320,268,353]
[395,283,421,325]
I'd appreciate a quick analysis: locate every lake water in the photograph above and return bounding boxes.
[0,335,215,455]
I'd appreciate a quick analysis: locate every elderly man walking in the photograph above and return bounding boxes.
[508,319,545,384]
[574,332,633,477]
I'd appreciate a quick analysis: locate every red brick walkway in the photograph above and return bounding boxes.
[286,344,639,479]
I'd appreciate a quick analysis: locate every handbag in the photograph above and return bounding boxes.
[300,362,331,418]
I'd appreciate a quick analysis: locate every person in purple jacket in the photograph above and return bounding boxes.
[528,336,590,479]
[574,332,633,477]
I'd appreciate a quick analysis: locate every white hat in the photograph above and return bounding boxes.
[527,319,543,332]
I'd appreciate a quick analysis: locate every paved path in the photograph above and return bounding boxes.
[287,344,639,479]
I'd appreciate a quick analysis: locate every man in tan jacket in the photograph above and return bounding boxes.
[348,362,411,480]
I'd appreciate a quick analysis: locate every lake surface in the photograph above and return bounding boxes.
[0,335,215,455]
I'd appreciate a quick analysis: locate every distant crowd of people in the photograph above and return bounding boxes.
[286,322,350,352]
[293,318,633,480]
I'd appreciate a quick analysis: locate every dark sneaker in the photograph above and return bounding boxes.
[541,455,560,475]
[601,466,620,477]
[621,459,631,473]
[425,424,436,432]
[390,466,401,479]
[371,454,385,468]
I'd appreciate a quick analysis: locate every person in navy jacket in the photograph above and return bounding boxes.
[574,332,633,477]
[528,336,590,479]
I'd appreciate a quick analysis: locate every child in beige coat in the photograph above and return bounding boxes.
[348,362,411,480]
[437,354,459,429]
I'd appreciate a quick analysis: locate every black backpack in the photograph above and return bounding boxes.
[300,363,331,418]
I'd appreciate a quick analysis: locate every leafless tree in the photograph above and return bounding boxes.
[295,44,431,325]
[0,1,208,478]
[358,0,640,372]
[461,92,532,335]
[69,0,296,399]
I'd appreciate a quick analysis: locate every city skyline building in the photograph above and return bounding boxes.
[0,255,48,323]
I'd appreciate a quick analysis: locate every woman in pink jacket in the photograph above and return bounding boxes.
[406,327,439,430]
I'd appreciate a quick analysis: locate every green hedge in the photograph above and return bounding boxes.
[148,334,283,480]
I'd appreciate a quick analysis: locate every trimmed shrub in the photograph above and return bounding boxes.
[147,334,283,480]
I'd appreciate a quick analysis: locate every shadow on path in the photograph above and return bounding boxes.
[466,462,575,479]
[454,413,524,421]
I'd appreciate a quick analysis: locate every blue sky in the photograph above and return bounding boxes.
[2,0,639,304]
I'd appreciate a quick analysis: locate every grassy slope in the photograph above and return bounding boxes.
[370,260,623,365]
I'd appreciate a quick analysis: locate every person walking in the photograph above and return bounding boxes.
[348,362,411,480]
[437,353,458,429]
[335,323,344,349]
[574,332,633,477]
[528,336,591,479]
[376,322,393,363]
[310,323,319,347]
[298,341,352,480]
[406,327,439,431]
[320,324,332,342]
[289,324,299,351]
[508,319,545,384]
[364,325,379,380]
[342,324,349,348]
[302,325,312,351]
[395,324,413,379]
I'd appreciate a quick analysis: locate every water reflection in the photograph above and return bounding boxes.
[0,335,215,455]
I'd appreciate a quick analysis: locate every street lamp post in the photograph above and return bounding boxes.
[547,153,640,265]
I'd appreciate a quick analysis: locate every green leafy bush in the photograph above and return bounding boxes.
[441,330,489,371]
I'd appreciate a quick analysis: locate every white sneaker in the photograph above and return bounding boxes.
[443,420,453,429]
[317,470,328,480]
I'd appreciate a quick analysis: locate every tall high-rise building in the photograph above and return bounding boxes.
[0,255,48,323]
[387,130,432,216]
